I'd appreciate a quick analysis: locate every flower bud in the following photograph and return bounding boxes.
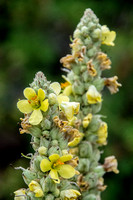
[38,146,47,156]
[29,127,42,137]
[14,189,26,200]
[48,93,58,105]
[78,158,90,173]
[86,85,102,104]
[79,142,93,158]
[73,29,81,38]
[91,28,101,39]
[45,194,54,200]
[60,189,81,200]
[29,180,44,197]
[83,194,97,200]
[22,169,37,185]
[41,118,51,130]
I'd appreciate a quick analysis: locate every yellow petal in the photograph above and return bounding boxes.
[29,109,43,125]
[68,132,84,147]
[50,82,61,95]
[35,189,44,197]
[86,85,102,104]
[40,159,51,172]
[60,154,73,162]
[49,169,60,183]
[104,31,116,46]
[68,137,81,147]
[40,99,49,112]
[17,100,33,114]
[38,88,45,101]
[24,87,36,100]
[57,164,75,179]
[57,94,69,105]
[63,85,72,96]
[49,154,60,163]
[60,102,80,121]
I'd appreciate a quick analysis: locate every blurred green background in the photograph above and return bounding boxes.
[0,0,133,199]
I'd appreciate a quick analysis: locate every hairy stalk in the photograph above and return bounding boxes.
[60,8,121,200]
[14,8,120,200]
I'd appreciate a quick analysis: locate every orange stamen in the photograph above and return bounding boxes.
[61,82,70,89]
[53,159,64,167]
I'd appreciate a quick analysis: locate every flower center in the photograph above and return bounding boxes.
[53,159,64,168]
[28,95,41,109]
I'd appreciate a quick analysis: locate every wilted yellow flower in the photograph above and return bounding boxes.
[103,156,119,174]
[14,188,26,200]
[82,113,92,128]
[50,82,69,105]
[97,122,108,145]
[68,132,84,147]
[101,25,116,46]
[17,88,49,125]
[97,52,111,70]
[60,189,81,200]
[29,180,44,197]
[86,85,102,104]
[104,76,122,94]
[40,154,76,183]
[60,54,75,69]
[87,60,97,77]
[60,102,80,122]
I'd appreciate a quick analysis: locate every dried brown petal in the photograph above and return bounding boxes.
[19,114,31,134]
[97,177,107,191]
[77,174,89,192]
[103,156,119,174]
[87,60,97,76]
[60,54,75,69]
[97,52,111,70]
[104,76,122,94]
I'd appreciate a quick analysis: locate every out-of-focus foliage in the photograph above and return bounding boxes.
[0,0,133,199]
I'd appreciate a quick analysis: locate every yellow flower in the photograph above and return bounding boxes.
[60,189,81,200]
[14,189,26,200]
[40,154,76,183]
[101,25,116,46]
[97,122,108,145]
[68,132,84,147]
[86,85,102,104]
[82,113,92,128]
[50,82,69,105]
[60,102,80,122]
[17,88,49,125]
[29,180,44,197]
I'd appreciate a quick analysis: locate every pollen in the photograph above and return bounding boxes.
[61,82,70,89]
[53,159,64,167]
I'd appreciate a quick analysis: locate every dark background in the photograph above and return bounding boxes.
[0,0,133,199]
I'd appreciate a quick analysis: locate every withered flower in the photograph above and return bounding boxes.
[97,52,111,70]
[87,60,97,77]
[103,156,119,174]
[97,177,107,192]
[19,114,31,134]
[77,174,89,192]
[60,54,75,69]
[104,76,122,94]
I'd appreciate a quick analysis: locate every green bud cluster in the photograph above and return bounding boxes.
[60,8,120,200]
